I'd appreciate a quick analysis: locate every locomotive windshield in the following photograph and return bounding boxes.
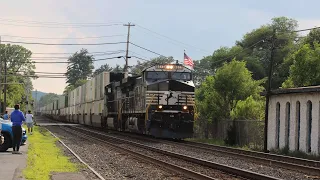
[146,71,192,81]
[171,72,191,81]
[146,72,168,80]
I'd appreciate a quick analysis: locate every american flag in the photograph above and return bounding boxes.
[184,52,194,68]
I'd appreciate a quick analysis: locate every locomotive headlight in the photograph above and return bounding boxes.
[183,106,188,110]
[165,65,174,69]
[158,105,163,109]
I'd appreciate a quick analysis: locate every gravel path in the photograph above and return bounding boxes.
[75,127,316,180]
[46,126,189,180]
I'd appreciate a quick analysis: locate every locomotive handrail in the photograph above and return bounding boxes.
[145,94,156,128]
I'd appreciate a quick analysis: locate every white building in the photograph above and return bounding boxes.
[267,86,320,155]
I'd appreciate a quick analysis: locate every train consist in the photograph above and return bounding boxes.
[39,62,195,139]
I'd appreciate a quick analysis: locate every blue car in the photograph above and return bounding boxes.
[0,118,28,152]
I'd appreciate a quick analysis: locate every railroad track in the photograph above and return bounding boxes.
[63,125,280,180]
[83,126,320,176]
[175,140,320,175]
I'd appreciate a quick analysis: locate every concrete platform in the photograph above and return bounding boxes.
[0,143,28,180]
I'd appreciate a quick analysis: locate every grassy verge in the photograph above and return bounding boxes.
[23,126,78,180]
[186,138,263,151]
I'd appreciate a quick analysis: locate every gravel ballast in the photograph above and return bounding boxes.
[74,127,317,180]
[46,126,190,180]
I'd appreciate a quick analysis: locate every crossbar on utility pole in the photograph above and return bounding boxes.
[264,28,277,153]
[124,22,135,77]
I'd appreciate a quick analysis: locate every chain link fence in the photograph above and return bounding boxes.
[194,119,264,150]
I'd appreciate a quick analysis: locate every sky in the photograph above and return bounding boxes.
[1,0,320,94]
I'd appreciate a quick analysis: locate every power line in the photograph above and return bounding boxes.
[0,18,124,26]
[31,56,124,63]
[129,50,152,60]
[31,51,125,59]
[31,50,125,55]
[1,40,126,46]
[13,71,65,74]
[130,42,166,57]
[131,56,149,62]
[135,24,212,54]
[0,34,126,39]
[0,22,122,28]
[211,38,267,65]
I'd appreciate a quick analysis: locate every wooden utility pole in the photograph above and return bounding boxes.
[123,22,135,77]
[264,28,277,153]
[3,40,7,113]
[0,36,2,113]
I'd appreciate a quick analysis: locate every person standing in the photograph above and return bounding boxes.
[26,110,34,134]
[10,104,25,154]
[3,111,9,120]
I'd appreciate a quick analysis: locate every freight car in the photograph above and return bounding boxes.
[39,62,195,139]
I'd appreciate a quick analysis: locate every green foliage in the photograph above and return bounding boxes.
[93,63,124,77]
[0,44,35,75]
[283,43,320,87]
[0,44,35,111]
[66,49,94,86]
[93,63,113,76]
[38,93,59,108]
[196,60,264,122]
[130,56,175,75]
[231,96,265,120]
[23,127,78,180]
[236,16,298,89]
[302,28,320,48]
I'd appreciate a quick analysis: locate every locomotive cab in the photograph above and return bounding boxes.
[143,63,195,139]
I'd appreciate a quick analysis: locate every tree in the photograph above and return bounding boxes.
[112,64,124,73]
[63,79,88,95]
[282,43,320,88]
[130,56,175,75]
[0,44,35,111]
[66,49,94,86]
[93,63,113,76]
[212,60,264,119]
[38,93,59,108]
[236,16,298,89]
[196,60,264,142]
[303,28,320,48]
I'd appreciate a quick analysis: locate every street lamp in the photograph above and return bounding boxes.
[117,56,131,77]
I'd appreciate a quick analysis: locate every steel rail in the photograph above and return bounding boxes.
[67,126,280,180]
[58,126,217,180]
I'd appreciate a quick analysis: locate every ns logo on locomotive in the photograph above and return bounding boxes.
[104,62,195,139]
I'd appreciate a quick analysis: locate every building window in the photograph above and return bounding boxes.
[296,101,301,151]
[306,101,312,153]
[285,102,290,147]
[276,102,280,149]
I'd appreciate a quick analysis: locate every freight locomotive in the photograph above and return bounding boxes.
[39,62,195,139]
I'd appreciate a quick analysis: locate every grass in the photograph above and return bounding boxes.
[270,146,320,161]
[23,126,78,180]
[186,138,263,151]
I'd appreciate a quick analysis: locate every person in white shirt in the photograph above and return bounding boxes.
[25,110,34,134]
